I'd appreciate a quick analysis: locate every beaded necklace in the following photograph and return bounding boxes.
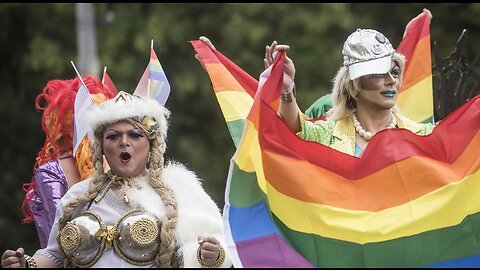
[352,112,396,141]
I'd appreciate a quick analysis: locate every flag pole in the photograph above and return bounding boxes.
[70,60,89,91]
[146,39,153,98]
[102,66,107,84]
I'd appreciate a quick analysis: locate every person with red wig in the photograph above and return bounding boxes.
[21,76,115,248]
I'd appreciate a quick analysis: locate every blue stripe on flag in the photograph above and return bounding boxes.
[229,202,279,242]
[426,254,480,268]
[149,70,166,81]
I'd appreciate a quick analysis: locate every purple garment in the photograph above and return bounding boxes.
[26,159,68,248]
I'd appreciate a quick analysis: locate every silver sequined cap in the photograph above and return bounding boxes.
[342,29,395,80]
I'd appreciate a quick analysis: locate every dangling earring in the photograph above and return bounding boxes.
[354,89,359,97]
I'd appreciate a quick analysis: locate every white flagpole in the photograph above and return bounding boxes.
[146,39,154,98]
[70,60,89,91]
[102,66,107,84]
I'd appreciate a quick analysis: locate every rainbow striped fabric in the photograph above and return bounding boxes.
[133,47,170,106]
[191,10,480,267]
[396,9,433,123]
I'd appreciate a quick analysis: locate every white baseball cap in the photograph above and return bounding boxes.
[342,29,395,80]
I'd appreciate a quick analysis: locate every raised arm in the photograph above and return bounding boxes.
[264,40,300,133]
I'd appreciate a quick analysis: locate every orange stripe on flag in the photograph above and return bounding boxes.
[262,130,480,211]
[399,35,432,92]
[204,63,246,93]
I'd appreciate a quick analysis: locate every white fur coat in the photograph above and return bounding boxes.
[56,161,231,268]
[126,161,231,267]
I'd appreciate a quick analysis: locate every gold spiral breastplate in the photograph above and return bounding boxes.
[59,209,160,267]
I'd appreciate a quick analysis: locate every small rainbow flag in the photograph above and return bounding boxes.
[133,43,170,106]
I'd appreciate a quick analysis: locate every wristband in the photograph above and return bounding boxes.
[24,254,37,268]
[197,245,226,268]
[280,83,296,103]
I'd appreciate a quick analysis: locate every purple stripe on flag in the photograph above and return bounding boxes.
[236,234,314,268]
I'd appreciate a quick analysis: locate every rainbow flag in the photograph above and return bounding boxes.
[261,51,480,267]
[194,40,480,267]
[192,18,480,267]
[192,40,309,267]
[396,9,433,123]
[133,46,170,106]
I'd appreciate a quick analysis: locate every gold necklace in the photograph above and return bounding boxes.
[352,112,396,141]
[95,171,132,204]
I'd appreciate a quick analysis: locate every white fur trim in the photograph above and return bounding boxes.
[85,92,170,141]
[127,161,232,267]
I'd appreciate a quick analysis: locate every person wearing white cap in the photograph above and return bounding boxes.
[266,28,435,156]
[1,91,231,268]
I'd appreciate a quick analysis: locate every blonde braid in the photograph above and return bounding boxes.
[56,128,108,267]
[151,135,179,268]
[129,119,179,268]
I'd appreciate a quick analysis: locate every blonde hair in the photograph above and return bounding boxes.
[327,52,406,121]
[57,118,179,268]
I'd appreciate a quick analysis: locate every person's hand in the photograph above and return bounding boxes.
[264,40,296,94]
[1,248,26,268]
[195,36,216,70]
[197,236,222,266]
[198,36,216,50]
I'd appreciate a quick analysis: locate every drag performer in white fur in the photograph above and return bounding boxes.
[1,91,231,268]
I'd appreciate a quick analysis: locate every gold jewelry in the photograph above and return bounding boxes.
[129,217,158,245]
[280,84,296,103]
[24,254,37,268]
[95,171,132,204]
[352,112,396,141]
[60,222,81,253]
[197,244,226,268]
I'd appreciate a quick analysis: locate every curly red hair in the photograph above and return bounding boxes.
[21,75,116,223]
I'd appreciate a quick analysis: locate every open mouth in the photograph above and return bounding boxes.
[120,152,131,161]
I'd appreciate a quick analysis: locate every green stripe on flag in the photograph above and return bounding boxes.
[272,212,480,267]
[226,119,245,148]
[229,162,264,207]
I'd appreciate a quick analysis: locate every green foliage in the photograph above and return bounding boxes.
[1,2,479,255]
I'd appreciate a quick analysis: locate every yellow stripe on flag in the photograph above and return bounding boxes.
[397,75,433,122]
[217,91,253,122]
[268,169,480,244]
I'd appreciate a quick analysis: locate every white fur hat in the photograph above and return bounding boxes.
[342,29,395,80]
[85,91,170,140]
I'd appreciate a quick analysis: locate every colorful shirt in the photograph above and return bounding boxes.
[298,113,435,156]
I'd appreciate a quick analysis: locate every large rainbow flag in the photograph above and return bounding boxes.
[191,11,480,267]
[396,9,433,123]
